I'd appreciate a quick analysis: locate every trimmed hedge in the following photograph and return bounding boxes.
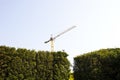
[0,46,70,80]
[74,48,120,80]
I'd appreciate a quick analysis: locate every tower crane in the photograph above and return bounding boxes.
[44,26,76,52]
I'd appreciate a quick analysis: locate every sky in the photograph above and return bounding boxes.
[1,0,120,66]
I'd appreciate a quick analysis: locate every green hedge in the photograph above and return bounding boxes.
[0,46,70,80]
[74,48,120,80]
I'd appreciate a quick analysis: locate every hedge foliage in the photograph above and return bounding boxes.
[74,48,120,80]
[0,46,70,80]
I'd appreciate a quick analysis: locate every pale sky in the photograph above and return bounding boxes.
[1,0,120,65]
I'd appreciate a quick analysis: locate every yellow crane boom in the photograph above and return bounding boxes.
[44,26,76,52]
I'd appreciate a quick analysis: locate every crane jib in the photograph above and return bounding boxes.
[54,26,76,39]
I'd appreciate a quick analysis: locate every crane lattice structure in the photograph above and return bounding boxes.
[44,26,76,52]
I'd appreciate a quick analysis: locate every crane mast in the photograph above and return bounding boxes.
[44,26,76,52]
